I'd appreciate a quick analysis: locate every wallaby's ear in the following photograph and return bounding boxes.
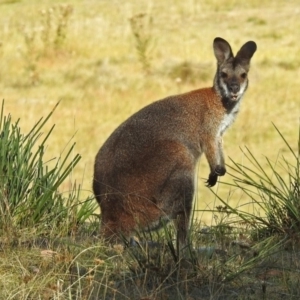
[236,41,257,63]
[213,37,233,64]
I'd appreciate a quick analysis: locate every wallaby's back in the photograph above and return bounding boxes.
[93,37,257,247]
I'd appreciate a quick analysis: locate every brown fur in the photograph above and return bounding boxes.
[93,37,257,248]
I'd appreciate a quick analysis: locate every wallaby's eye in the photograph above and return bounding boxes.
[221,72,228,79]
[241,73,247,79]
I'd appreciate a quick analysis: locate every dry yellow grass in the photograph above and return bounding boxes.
[0,0,299,223]
[1,1,300,299]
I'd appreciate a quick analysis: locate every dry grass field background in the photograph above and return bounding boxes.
[1,0,299,222]
[1,1,300,299]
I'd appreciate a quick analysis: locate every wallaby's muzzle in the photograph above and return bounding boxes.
[228,82,240,94]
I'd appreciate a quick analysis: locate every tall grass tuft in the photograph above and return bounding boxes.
[0,101,97,240]
[19,5,73,85]
[39,5,73,51]
[217,123,300,239]
[129,13,154,75]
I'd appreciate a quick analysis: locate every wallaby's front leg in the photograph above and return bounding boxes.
[205,137,226,187]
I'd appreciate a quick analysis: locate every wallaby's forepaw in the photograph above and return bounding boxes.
[206,165,226,187]
[206,173,218,187]
[215,165,226,176]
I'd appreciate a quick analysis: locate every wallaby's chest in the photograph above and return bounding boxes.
[217,105,240,136]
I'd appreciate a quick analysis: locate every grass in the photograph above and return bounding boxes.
[0,0,300,298]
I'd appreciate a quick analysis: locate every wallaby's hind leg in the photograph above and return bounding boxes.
[98,191,165,244]
[98,195,139,244]
[100,219,135,244]
[94,140,196,248]
[98,205,126,243]
[176,196,194,251]
[158,171,195,250]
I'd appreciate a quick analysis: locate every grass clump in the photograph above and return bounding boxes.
[40,5,73,51]
[0,100,97,242]
[129,13,155,75]
[18,4,73,85]
[218,124,300,240]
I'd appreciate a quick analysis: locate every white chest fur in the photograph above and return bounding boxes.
[218,102,241,137]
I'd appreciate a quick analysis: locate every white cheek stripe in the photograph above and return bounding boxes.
[238,81,247,97]
[220,80,229,97]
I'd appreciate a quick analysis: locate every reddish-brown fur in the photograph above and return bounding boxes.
[93,37,257,249]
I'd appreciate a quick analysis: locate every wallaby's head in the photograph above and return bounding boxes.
[213,37,257,103]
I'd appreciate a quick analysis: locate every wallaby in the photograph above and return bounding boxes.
[93,37,257,249]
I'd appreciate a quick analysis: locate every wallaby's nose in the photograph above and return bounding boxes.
[229,83,240,94]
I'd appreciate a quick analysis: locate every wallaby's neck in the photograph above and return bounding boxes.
[220,94,241,112]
